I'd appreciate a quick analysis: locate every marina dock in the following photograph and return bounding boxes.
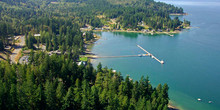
[137,45,164,64]
[85,54,148,58]
[83,45,164,64]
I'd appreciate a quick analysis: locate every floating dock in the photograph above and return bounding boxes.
[137,45,164,64]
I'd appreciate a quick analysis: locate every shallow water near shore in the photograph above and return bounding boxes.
[91,0,220,110]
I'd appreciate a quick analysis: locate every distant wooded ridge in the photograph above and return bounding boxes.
[0,0,189,34]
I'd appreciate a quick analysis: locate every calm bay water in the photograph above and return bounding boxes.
[91,0,220,110]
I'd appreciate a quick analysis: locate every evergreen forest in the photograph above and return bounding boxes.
[0,53,169,110]
[0,0,183,109]
[0,0,190,49]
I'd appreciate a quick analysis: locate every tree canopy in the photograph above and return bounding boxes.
[0,52,169,110]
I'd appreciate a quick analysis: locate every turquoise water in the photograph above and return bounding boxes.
[91,1,220,110]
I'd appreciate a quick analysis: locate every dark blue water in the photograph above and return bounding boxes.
[91,1,220,109]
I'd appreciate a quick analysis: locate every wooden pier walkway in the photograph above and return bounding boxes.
[86,54,148,58]
[83,45,164,64]
[137,45,164,64]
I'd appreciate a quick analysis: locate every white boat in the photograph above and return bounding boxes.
[197,98,201,101]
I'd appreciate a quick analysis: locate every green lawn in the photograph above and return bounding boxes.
[79,57,88,61]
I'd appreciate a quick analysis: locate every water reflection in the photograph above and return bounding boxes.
[112,32,138,38]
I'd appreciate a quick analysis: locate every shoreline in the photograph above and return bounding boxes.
[82,27,188,59]
[83,34,101,63]
[84,32,184,110]
[92,27,190,36]
[170,13,188,16]
[168,101,180,110]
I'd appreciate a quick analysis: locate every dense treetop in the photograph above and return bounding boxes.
[0,52,169,110]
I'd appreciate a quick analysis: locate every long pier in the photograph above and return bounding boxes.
[137,45,164,64]
[83,45,164,64]
[86,54,148,58]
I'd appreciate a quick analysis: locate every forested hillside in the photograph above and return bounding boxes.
[0,52,169,110]
[0,0,190,50]
[0,0,188,34]
[0,1,180,109]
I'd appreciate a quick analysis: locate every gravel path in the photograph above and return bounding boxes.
[10,36,25,63]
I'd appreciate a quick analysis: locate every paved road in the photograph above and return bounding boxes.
[10,36,25,63]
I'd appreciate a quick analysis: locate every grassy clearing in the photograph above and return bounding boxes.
[79,56,88,61]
